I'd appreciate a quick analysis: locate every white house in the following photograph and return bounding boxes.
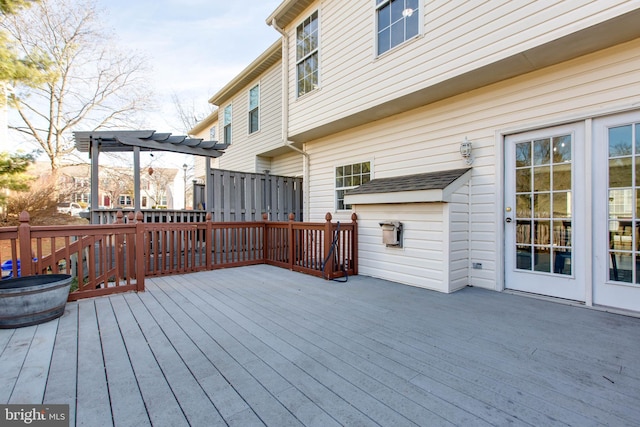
[195,1,640,314]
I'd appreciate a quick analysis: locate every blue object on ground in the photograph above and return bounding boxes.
[1,259,21,279]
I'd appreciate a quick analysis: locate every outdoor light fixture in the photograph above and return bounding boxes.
[460,137,473,165]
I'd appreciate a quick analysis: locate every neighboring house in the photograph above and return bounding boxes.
[28,163,179,209]
[194,1,640,313]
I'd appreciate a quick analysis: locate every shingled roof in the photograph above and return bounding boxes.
[345,168,472,204]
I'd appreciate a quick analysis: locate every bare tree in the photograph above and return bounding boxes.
[1,0,152,175]
[171,92,214,135]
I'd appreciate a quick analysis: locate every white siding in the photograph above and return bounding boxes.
[270,151,303,177]
[354,203,447,292]
[284,0,637,137]
[217,61,283,173]
[305,38,640,290]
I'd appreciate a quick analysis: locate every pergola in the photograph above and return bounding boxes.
[73,130,227,212]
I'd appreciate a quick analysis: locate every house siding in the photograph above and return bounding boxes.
[354,203,446,291]
[285,0,637,138]
[216,60,283,173]
[270,151,303,177]
[305,38,640,290]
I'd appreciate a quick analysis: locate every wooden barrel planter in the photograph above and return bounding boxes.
[0,274,72,329]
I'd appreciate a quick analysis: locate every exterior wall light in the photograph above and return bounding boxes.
[460,138,473,165]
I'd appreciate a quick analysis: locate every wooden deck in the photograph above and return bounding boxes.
[2,265,640,426]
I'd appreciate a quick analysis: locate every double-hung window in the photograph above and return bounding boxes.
[223,104,232,144]
[248,84,260,134]
[376,0,419,56]
[336,161,371,210]
[296,11,319,97]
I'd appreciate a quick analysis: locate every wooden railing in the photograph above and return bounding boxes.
[0,211,357,300]
[1,211,145,301]
[266,213,358,280]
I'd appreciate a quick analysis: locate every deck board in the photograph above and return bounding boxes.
[1,265,640,426]
[9,320,58,404]
[0,326,36,403]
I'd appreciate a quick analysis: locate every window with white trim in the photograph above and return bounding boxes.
[118,195,132,207]
[223,104,232,144]
[376,0,419,56]
[248,84,260,134]
[296,11,319,97]
[336,161,371,210]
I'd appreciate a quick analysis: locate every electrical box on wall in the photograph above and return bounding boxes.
[379,221,403,247]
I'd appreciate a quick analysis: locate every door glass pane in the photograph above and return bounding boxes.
[553,163,571,190]
[516,142,531,166]
[610,252,632,283]
[534,246,551,272]
[534,193,550,218]
[609,221,632,250]
[554,248,571,275]
[516,169,531,192]
[609,125,632,156]
[553,135,571,162]
[516,245,532,270]
[516,195,531,218]
[553,220,571,248]
[609,158,632,188]
[534,139,551,165]
[553,192,571,217]
[534,220,550,245]
[516,220,531,244]
[534,166,550,191]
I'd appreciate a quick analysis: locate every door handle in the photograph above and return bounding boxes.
[505,217,512,223]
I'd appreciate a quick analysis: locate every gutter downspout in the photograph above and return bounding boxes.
[271,18,310,222]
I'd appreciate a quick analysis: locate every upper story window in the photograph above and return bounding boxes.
[336,161,371,210]
[248,84,260,134]
[223,104,232,144]
[209,126,216,141]
[296,11,319,97]
[376,0,419,56]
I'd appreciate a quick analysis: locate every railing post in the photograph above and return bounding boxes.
[18,211,33,276]
[262,212,269,263]
[205,213,213,269]
[351,213,358,275]
[116,211,125,280]
[135,211,145,292]
[324,212,334,280]
[288,212,295,271]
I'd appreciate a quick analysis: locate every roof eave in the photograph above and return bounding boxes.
[189,109,218,136]
[208,40,282,106]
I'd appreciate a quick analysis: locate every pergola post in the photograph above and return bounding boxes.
[90,139,100,223]
[206,157,213,212]
[133,146,141,211]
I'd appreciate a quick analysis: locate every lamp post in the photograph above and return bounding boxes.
[182,163,187,209]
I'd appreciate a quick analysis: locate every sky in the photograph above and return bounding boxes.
[3,0,284,169]
[95,0,283,135]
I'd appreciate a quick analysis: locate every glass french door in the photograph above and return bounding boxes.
[594,111,640,312]
[504,123,585,301]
